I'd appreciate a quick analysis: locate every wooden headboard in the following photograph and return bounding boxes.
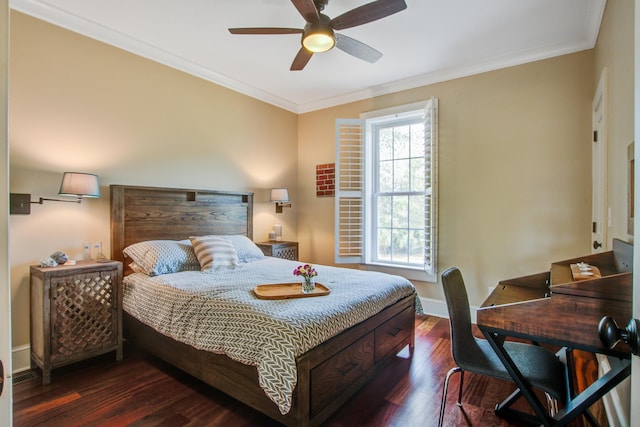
[110,185,254,267]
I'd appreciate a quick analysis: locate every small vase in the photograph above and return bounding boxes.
[302,277,315,294]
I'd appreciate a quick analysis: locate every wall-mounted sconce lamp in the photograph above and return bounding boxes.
[270,188,291,214]
[10,172,101,215]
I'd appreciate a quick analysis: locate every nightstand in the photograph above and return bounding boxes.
[30,260,123,385]
[256,241,299,261]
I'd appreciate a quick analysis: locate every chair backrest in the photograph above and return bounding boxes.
[441,267,479,367]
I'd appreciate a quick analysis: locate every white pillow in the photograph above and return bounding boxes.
[123,240,200,276]
[222,235,265,263]
[189,235,239,272]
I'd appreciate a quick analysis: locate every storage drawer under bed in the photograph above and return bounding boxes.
[310,331,374,415]
[309,304,414,416]
[374,305,414,361]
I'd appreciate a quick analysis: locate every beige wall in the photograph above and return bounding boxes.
[9,12,298,352]
[299,51,595,305]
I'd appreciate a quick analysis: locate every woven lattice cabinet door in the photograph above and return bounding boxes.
[50,270,118,363]
[256,242,298,261]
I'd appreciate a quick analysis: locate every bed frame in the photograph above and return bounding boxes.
[110,184,416,427]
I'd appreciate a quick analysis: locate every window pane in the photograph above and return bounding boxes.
[377,195,391,227]
[410,124,425,157]
[409,229,424,264]
[393,159,410,192]
[391,229,408,262]
[408,195,424,229]
[394,126,410,159]
[392,195,408,228]
[379,127,393,160]
[379,160,393,192]
[410,158,424,191]
[377,228,391,261]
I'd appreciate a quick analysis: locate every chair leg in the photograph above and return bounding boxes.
[495,388,523,415]
[457,370,465,406]
[439,366,462,427]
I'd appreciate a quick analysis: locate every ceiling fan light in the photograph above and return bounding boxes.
[303,32,335,53]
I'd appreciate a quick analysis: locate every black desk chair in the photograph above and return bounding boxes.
[438,267,566,426]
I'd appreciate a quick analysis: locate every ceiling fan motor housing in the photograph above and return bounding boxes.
[314,0,329,12]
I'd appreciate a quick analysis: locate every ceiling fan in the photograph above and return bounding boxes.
[228,0,408,71]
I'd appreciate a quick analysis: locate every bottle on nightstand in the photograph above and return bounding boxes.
[273,223,283,242]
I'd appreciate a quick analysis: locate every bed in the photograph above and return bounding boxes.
[110,184,420,427]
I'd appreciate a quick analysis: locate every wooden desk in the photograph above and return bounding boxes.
[477,284,632,426]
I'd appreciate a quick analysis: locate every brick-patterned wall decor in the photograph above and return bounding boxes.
[316,163,335,197]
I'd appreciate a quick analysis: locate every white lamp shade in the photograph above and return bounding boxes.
[58,172,101,198]
[270,188,290,202]
[302,17,336,53]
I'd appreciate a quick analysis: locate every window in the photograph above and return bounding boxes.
[335,98,438,282]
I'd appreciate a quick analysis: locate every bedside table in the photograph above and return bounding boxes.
[256,241,299,261]
[30,260,123,385]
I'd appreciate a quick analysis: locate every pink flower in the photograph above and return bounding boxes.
[293,264,317,279]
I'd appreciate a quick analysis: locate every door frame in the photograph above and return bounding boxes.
[630,0,640,421]
[593,68,608,253]
[0,0,12,423]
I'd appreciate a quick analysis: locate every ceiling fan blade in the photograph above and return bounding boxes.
[229,28,303,35]
[290,47,314,70]
[331,0,407,30]
[335,33,382,63]
[291,0,319,23]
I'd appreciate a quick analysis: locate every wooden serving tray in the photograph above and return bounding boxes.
[254,283,331,299]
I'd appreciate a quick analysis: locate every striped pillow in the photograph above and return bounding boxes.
[189,235,239,272]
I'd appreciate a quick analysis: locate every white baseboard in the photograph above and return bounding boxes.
[419,296,477,324]
[12,344,31,374]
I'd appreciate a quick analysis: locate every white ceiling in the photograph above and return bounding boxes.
[10,0,606,113]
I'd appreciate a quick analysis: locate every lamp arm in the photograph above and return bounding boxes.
[33,197,82,204]
[275,201,292,214]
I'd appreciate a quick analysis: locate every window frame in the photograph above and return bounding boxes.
[335,98,438,283]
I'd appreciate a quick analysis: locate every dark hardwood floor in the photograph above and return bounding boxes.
[13,315,606,427]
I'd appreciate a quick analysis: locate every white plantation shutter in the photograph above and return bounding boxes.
[423,97,438,276]
[335,119,364,263]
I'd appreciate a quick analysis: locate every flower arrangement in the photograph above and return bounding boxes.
[293,264,317,280]
[294,264,318,293]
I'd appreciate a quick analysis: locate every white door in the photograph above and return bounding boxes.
[0,0,12,424]
[630,1,640,420]
[593,69,608,253]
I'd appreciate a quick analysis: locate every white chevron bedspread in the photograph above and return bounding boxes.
[122,257,422,414]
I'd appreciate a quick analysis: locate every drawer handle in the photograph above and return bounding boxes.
[388,327,404,337]
[337,362,358,377]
